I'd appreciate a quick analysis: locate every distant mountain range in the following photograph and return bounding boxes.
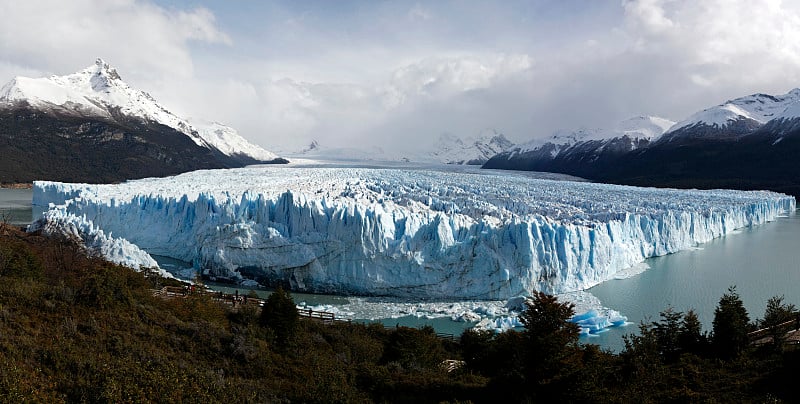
[0,59,286,184]
[8,59,800,197]
[431,130,514,165]
[285,130,514,165]
[484,90,800,197]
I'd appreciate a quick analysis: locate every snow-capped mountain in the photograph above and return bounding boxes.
[658,89,800,142]
[281,140,399,163]
[283,131,514,165]
[485,89,800,197]
[431,130,514,165]
[617,115,675,139]
[0,58,282,163]
[301,140,320,154]
[188,120,281,162]
[497,116,674,166]
[0,59,286,184]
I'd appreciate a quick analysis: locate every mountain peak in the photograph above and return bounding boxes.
[0,60,282,163]
[88,58,122,82]
[665,88,800,135]
[81,58,124,92]
[307,140,320,151]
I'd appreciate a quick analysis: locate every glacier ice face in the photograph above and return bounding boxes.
[32,166,795,299]
[27,209,169,277]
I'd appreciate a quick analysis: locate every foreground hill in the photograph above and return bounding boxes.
[484,92,800,197]
[2,222,800,402]
[0,59,287,184]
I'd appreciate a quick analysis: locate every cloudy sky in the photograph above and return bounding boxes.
[3,0,800,153]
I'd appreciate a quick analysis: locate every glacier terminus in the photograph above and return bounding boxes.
[30,165,795,301]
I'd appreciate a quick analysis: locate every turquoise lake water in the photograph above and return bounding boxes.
[587,211,800,351]
[0,188,35,225]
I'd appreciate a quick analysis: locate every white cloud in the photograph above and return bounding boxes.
[383,54,533,106]
[175,8,232,45]
[623,0,675,34]
[621,0,800,84]
[408,3,432,22]
[5,1,800,154]
[0,0,230,80]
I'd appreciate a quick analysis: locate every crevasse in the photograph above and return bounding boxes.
[31,167,796,299]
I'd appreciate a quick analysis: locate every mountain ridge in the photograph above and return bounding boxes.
[0,59,287,183]
[283,130,514,165]
[484,89,800,198]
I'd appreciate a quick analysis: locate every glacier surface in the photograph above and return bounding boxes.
[32,166,795,299]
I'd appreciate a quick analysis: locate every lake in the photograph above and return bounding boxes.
[588,210,800,351]
[6,187,799,351]
[0,188,35,225]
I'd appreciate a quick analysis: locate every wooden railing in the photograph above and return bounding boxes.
[748,315,800,344]
[150,286,344,323]
[298,308,336,323]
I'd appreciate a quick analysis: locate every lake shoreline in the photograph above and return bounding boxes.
[1,182,33,189]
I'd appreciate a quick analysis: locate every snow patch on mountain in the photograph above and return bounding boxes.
[616,116,675,139]
[772,98,800,122]
[0,58,280,162]
[189,120,281,162]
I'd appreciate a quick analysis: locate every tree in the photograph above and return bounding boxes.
[259,286,298,349]
[621,321,663,395]
[653,307,683,362]
[520,291,580,346]
[519,292,582,398]
[459,328,495,373]
[380,326,446,371]
[677,309,707,355]
[761,295,796,327]
[711,286,750,360]
[760,295,797,351]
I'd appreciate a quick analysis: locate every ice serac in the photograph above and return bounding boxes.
[32,167,795,299]
[28,209,168,277]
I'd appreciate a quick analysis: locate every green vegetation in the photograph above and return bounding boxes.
[259,286,298,350]
[2,223,800,402]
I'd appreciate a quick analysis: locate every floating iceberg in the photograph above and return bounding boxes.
[32,166,795,299]
[570,309,628,335]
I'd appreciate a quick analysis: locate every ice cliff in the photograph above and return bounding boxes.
[32,166,795,299]
[28,210,167,277]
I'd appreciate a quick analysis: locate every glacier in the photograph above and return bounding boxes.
[27,210,169,278]
[32,166,795,300]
